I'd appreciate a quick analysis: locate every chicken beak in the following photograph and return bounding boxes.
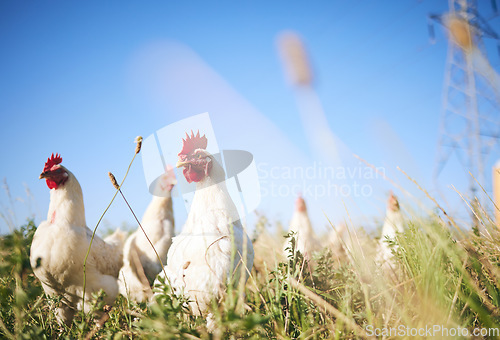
[39,172,47,179]
[176,160,189,168]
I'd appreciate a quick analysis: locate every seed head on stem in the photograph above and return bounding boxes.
[108,172,120,190]
[135,136,143,154]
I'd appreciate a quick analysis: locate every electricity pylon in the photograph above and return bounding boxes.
[431,0,500,220]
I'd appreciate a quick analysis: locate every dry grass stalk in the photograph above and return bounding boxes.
[82,136,142,313]
[84,305,112,340]
[288,277,373,339]
[397,167,464,237]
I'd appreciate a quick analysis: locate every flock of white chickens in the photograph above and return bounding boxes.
[29,131,404,331]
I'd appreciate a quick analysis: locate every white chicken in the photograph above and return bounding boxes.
[377,192,404,266]
[154,131,254,329]
[30,154,123,325]
[283,196,320,259]
[118,166,176,302]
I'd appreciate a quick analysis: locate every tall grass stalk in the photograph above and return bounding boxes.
[82,138,141,318]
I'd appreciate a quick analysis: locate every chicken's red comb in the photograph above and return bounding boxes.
[178,130,208,156]
[295,195,307,212]
[43,153,62,172]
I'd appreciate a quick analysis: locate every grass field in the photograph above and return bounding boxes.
[1,187,500,339]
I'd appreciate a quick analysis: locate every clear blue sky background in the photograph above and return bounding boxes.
[1,0,499,236]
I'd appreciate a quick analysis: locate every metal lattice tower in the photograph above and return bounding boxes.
[431,0,500,212]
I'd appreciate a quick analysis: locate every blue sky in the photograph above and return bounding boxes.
[1,1,499,236]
